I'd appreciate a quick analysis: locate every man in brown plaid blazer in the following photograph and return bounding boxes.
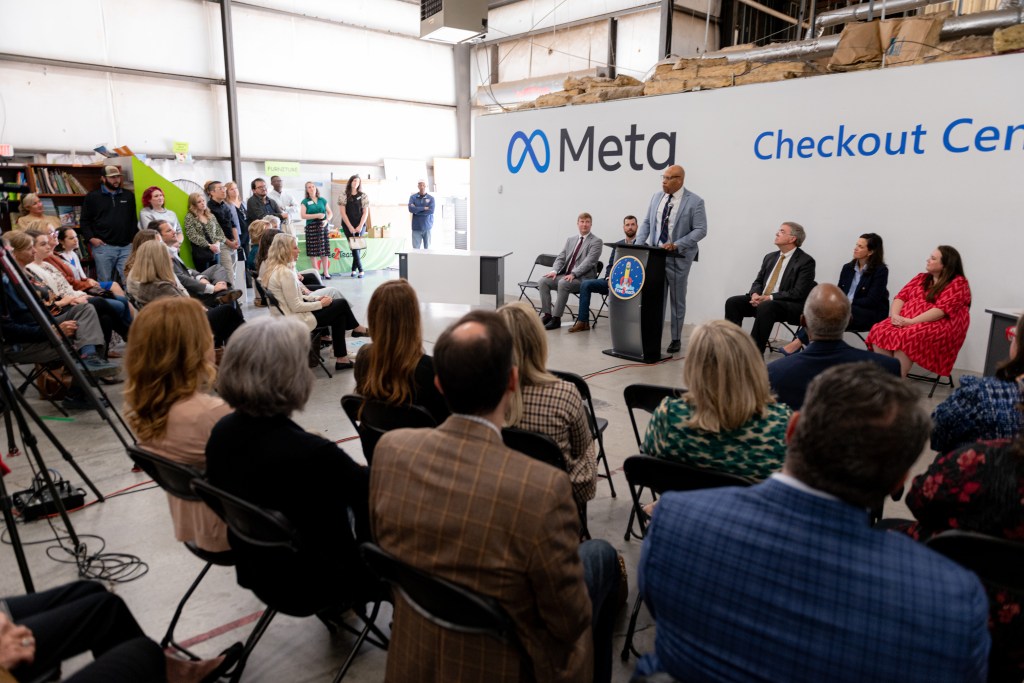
[371,310,619,683]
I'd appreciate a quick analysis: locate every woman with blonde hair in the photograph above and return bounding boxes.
[261,232,367,371]
[127,240,243,346]
[15,193,61,232]
[354,279,448,423]
[498,301,596,508]
[183,191,225,272]
[643,320,791,480]
[245,218,270,271]
[122,228,161,279]
[124,297,229,552]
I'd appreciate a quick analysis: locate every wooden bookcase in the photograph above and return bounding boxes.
[0,164,30,233]
[26,164,107,227]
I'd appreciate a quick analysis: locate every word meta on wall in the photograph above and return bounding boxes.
[507,124,677,174]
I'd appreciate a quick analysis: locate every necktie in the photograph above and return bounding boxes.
[762,253,786,295]
[565,237,584,275]
[658,195,673,244]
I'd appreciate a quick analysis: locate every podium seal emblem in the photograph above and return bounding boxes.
[610,255,644,300]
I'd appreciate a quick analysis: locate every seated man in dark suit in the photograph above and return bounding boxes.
[768,283,900,409]
[725,222,816,353]
[636,363,991,683]
[152,220,239,307]
[370,310,620,683]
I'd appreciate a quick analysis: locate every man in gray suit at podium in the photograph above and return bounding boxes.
[636,165,708,354]
[539,212,603,330]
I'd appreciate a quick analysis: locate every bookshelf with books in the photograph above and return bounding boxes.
[0,165,30,233]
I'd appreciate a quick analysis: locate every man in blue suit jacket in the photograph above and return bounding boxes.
[635,165,707,354]
[768,283,900,409]
[637,362,991,683]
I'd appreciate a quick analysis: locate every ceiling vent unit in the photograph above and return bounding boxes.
[420,0,488,43]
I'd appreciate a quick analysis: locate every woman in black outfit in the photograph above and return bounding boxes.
[339,174,369,278]
[206,316,375,617]
[781,232,890,355]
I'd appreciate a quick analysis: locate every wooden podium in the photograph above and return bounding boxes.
[602,244,671,364]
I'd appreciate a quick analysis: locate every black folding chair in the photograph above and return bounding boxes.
[502,427,590,540]
[340,393,436,465]
[620,455,752,661]
[622,383,685,540]
[623,384,685,452]
[906,370,956,399]
[251,275,332,378]
[551,369,615,498]
[517,254,557,312]
[926,530,1024,592]
[126,446,236,660]
[191,479,388,683]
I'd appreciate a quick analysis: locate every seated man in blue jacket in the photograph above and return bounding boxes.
[637,362,991,683]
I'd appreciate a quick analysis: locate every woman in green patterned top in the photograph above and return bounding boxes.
[643,320,791,481]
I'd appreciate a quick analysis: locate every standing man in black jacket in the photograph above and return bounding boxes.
[205,180,241,284]
[79,166,138,283]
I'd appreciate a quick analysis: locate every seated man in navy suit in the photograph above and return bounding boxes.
[768,283,900,409]
[636,362,991,683]
[725,222,816,354]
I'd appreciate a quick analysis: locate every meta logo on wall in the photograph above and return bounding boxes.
[507,124,677,174]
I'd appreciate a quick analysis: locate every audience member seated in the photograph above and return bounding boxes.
[20,231,131,350]
[121,228,161,280]
[260,233,367,371]
[644,319,790,481]
[42,228,132,333]
[2,239,119,403]
[724,221,817,354]
[353,279,448,424]
[371,310,620,683]
[538,212,603,330]
[13,193,61,232]
[138,185,181,235]
[6,233,122,375]
[768,284,900,409]
[499,301,597,509]
[930,313,1023,453]
[206,316,374,617]
[253,227,281,281]
[183,192,225,273]
[636,363,991,683]
[54,227,126,298]
[897,431,1024,682]
[867,244,971,378]
[126,241,243,347]
[244,219,270,271]
[154,220,239,307]
[0,580,235,682]
[124,297,230,553]
[781,232,890,355]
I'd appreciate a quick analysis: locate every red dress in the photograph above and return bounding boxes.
[866,272,971,375]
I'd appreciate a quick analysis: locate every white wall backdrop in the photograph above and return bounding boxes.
[0,0,457,164]
[472,53,1024,373]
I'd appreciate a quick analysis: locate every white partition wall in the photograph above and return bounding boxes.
[472,53,1024,373]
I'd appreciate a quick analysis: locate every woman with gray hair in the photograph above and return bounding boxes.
[205,316,373,616]
[261,232,367,371]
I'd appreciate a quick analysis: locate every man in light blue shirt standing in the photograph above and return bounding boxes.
[408,180,435,249]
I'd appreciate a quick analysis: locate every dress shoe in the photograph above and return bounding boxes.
[541,313,552,325]
[334,361,355,371]
[568,321,590,333]
[666,339,681,353]
[544,318,561,331]
[216,288,243,305]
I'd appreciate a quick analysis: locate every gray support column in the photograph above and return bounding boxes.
[659,0,674,59]
[608,18,618,78]
[220,0,242,183]
[454,44,472,159]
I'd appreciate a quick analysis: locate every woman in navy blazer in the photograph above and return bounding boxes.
[783,233,889,354]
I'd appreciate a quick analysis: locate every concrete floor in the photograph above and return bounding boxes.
[0,268,960,682]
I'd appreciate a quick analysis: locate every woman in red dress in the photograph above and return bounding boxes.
[866,245,970,377]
